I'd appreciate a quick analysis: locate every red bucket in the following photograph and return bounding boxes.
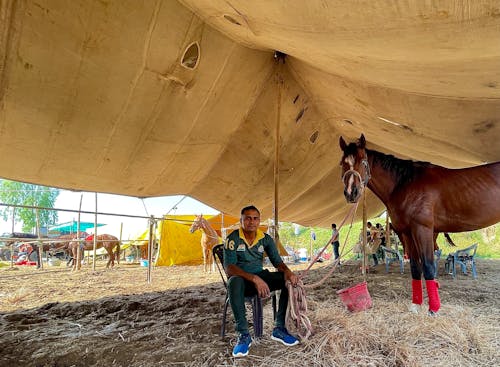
[337,281,372,312]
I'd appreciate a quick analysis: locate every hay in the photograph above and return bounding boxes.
[0,259,499,366]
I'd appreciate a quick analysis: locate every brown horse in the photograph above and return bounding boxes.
[339,134,500,314]
[68,234,120,270]
[189,215,220,272]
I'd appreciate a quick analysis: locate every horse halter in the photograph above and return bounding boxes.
[342,155,371,192]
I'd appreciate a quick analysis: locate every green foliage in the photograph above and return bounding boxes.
[0,180,59,233]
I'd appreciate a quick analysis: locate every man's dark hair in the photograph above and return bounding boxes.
[332,223,337,228]
[241,205,260,216]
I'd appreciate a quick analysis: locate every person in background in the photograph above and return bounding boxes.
[329,223,340,262]
[224,205,300,358]
[367,222,379,266]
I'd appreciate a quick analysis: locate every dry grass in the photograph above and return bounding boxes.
[0,259,499,367]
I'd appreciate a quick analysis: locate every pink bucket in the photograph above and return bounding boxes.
[337,281,372,312]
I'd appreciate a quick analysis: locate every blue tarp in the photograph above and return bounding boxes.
[48,221,105,234]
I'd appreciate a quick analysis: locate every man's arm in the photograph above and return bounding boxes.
[226,264,273,298]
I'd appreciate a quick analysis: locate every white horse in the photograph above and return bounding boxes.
[189,215,220,272]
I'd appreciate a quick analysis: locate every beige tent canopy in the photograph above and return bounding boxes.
[1,0,499,227]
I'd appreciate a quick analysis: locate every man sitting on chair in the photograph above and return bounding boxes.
[224,205,300,357]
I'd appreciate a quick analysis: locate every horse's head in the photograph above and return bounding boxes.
[339,134,371,203]
[189,215,204,233]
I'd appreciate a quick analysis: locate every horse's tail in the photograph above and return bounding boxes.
[444,233,456,247]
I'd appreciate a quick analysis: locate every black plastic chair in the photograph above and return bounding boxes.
[212,244,277,338]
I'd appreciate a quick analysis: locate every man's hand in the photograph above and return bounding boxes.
[285,269,299,287]
[253,275,271,298]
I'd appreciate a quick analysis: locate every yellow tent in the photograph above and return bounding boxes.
[154,213,288,266]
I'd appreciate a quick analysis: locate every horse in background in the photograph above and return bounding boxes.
[339,134,500,314]
[189,215,220,272]
[68,234,120,270]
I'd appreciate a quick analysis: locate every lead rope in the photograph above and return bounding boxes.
[285,202,359,341]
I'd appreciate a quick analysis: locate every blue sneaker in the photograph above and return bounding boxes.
[232,333,252,357]
[271,327,299,346]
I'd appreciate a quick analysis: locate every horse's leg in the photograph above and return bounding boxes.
[402,232,423,309]
[201,245,207,272]
[106,246,112,268]
[412,226,440,314]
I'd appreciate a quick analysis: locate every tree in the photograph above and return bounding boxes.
[0,180,59,233]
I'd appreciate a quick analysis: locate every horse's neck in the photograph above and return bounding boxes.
[200,220,218,242]
[366,151,397,205]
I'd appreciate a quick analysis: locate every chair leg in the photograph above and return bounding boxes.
[471,259,477,279]
[221,297,229,338]
[272,293,277,321]
[252,296,263,338]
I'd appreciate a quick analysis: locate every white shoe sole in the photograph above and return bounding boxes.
[271,335,299,346]
[232,342,251,357]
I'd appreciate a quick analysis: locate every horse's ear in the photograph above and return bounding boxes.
[339,136,347,151]
[358,134,366,148]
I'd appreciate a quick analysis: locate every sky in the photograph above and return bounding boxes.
[0,190,219,239]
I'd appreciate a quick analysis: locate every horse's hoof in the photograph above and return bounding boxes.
[428,310,439,317]
[409,303,420,313]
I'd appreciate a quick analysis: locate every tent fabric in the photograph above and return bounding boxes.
[0,1,498,227]
[157,215,207,266]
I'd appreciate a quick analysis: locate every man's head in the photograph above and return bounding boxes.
[332,223,337,229]
[240,205,261,233]
[367,222,372,228]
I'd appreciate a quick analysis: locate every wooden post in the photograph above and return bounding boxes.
[36,209,43,269]
[385,211,391,250]
[119,222,123,261]
[76,194,83,270]
[92,193,97,271]
[147,216,154,283]
[362,191,367,276]
[272,66,282,245]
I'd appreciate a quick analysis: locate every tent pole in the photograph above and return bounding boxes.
[272,62,283,244]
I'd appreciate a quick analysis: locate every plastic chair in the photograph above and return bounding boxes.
[381,246,404,274]
[445,243,478,279]
[212,244,277,338]
[434,249,442,278]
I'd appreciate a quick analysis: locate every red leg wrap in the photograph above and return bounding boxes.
[411,279,423,305]
[426,280,441,313]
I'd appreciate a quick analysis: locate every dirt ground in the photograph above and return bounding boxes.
[0,257,499,367]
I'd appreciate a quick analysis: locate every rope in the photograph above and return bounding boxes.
[285,279,313,341]
[284,203,359,341]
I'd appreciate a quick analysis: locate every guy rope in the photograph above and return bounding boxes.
[285,202,359,340]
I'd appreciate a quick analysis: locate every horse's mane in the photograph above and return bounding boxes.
[367,148,433,187]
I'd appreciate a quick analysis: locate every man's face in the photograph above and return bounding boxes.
[241,209,260,232]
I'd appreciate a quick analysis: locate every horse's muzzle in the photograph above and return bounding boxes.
[344,187,361,203]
